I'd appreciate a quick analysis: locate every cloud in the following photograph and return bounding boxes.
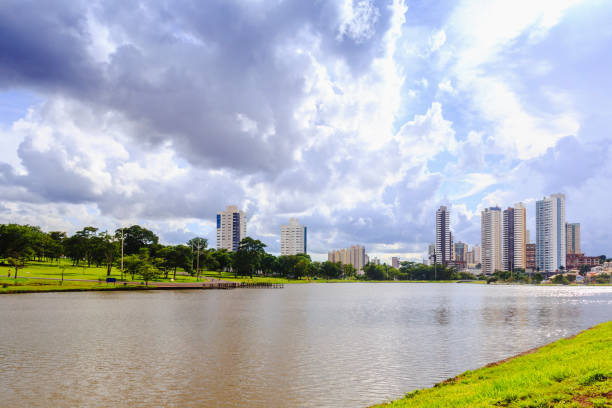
[1,0,612,262]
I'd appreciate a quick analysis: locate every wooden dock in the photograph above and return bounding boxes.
[200,281,284,290]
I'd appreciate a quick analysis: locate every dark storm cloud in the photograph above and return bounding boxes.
[0,0,101,93]
[1,0,394,177]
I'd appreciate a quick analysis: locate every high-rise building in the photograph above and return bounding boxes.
[217,205,247,251]
[454,242,467,263]
[526,243,536,271]
[481,207,502,274]
[280,218,307,256]
[536,194,566,273]
[566,223,581,255]
[436,206,452,265]
[472,244,481,265]
[428,243,436,265]
[328,245,367,271]
[502,203,527,271]
[391,257,400,268]
[502,207,515,271]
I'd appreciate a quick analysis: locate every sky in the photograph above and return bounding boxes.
[1,0,611,262]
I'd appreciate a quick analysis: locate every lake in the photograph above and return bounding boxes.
[1,283,611,407]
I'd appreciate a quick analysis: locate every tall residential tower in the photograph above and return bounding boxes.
[281,218,307,256]
[502,203,527,271]
[481,206,502,275]
[216,205,246,251]
[566,223,580,255]
[436,206,452,265]
[536,194,566,273]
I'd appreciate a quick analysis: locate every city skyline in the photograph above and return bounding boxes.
[1,1,611,262]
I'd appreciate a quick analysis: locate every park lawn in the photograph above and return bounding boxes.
[0,278,146,294]
[374,321,612,408]
[1,260,212,283]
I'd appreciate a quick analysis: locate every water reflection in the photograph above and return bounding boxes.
[0,284,610,407]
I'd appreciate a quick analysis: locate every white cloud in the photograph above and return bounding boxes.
[337,0,381,43]
[429,29,446,52]
[437,79,454,94]
[441,0,585,157]
[395,102,457,160]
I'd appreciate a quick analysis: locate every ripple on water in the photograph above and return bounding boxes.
[0,284,611,407]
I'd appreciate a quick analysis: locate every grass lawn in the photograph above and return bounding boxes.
[0,261,486,285]
[374,321,612,408]
[0,278,146,294]
[0,259,209,283]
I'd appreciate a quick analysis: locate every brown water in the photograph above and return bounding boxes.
[1,284,611,407]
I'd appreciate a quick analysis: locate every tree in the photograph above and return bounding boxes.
[139,263,160,286]
[115,225,159,256]
[7,256,27,280]
[123,255,143,281]
[48,231,67,263]
[156,246,174,279]
[343,264,356,279]
[187,237,208,280]
[363,263,386,280]
[212,249,232,275]
[233,237,266,278]
[294,258,309,280]
[387,266,399,280]
[261,253,277,277]
[172,245,193,280]
[74,226,98,267]
[552,274,569,285]
[95,232,118,276]
[64,234,86,266]
[0,224,36,278]
[320,261,342,279]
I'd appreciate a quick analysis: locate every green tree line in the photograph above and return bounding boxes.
[1,223,478,282]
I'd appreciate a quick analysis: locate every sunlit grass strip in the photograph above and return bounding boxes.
[1,260,210,283]
[0,278,148,294]
[374,321,612,408]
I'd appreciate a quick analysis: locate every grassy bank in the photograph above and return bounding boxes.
[0,278,148,294]
[2,261,476,285]
[375,321,612,408]
[0,260,209,283]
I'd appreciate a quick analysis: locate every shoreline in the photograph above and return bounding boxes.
[2,278,610,295]
[373,321,612,407]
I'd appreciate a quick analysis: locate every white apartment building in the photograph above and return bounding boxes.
[280,218,307,256]
[216,205,246,251]
[436,206,452,265]
[536,194,566,273]
[481,207,502,274]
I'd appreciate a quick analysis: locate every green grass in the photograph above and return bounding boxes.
[374,321,612,408]
[0,259,208,283]
[0,260,487,285]
[0,278,146,294]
